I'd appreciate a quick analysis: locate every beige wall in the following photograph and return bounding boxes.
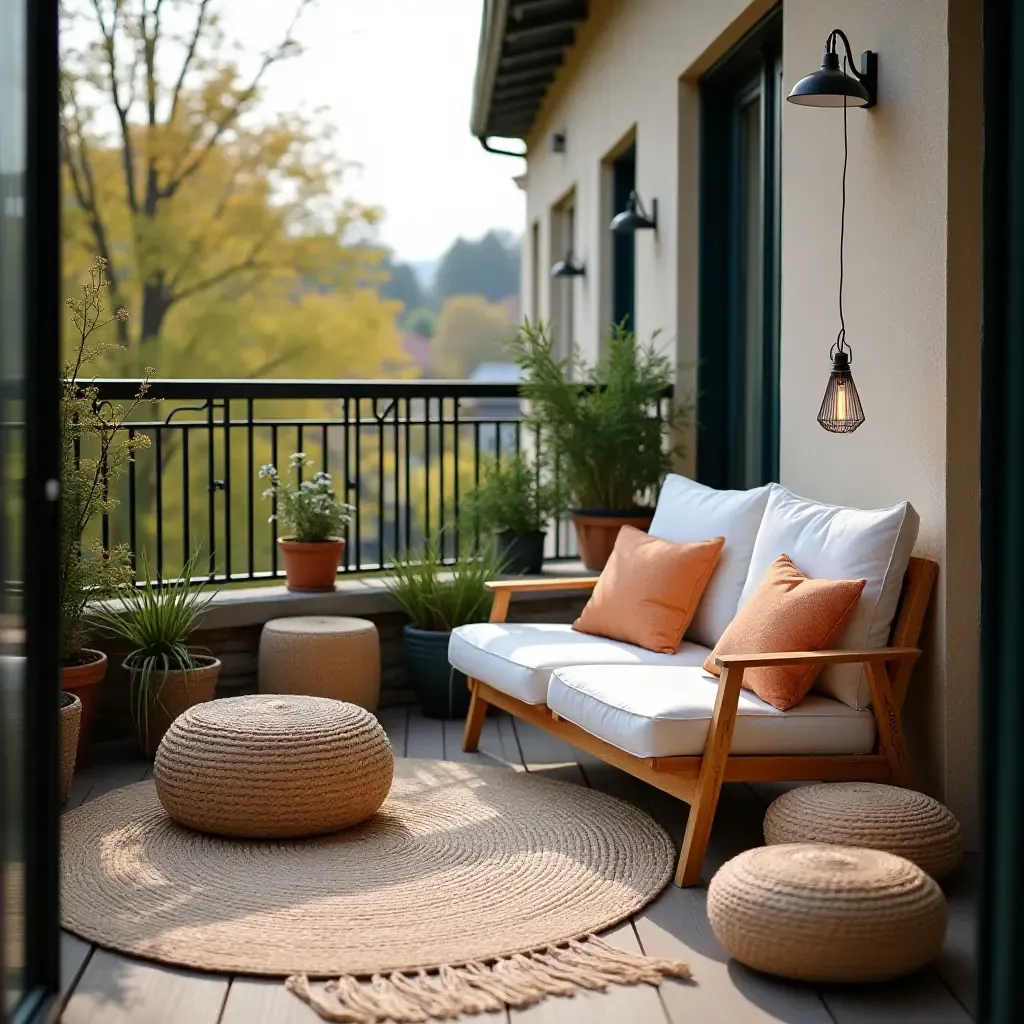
[518,0,982,843]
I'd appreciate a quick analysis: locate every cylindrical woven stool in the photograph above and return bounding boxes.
[259,616,380,711]
[764,782,962,880]
[154,694,393,838]
[708,844,947,983]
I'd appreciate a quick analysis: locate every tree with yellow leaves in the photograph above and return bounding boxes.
[60,0,409,380]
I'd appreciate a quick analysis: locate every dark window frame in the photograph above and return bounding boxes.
[697,7,782,489]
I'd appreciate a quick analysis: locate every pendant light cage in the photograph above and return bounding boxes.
[817,350,865,433]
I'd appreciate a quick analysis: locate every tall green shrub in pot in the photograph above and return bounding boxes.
[510,321,691,570]
[386,539,505,719]
[463,452,565,575]
[60,258,152,768]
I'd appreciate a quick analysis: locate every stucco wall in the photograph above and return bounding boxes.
[517,0,981,843]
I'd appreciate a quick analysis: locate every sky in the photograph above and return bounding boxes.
[221,0,526,265]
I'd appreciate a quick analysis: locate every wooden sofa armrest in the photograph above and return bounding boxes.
[484,576,599,623]
[713,647,920,670]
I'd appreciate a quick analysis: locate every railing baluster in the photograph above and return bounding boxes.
[423,397,430,546]
[453,398,460,558]
[271,423,279,577]
[354,399,362,571]
[206,400,216,580]
[473,421,481,552]
[127,426,137,572]
[439,397,446,561]
[393,398,400,562]
[404,397,411,556]
[155,426,164,581]
[182,425,190,570]
[223,397,232,581]
[343,397,351,572]
[247,399,255,580]
[377,398,385,571]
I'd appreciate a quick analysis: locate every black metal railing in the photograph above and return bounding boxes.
[88,378,673,586]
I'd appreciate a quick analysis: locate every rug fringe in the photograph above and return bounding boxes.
[285,935,691,1023]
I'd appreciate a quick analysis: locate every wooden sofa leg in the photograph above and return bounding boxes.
[675,665,744,887]
[462,681,488,753]
[675,786,725,887]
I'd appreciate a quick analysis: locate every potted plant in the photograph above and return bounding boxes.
[510,321,691,570]
[260,453,355,591]
[386,539,505,719]
[60,258,151,766]
[464,452,565,575]
[96,549,220,758]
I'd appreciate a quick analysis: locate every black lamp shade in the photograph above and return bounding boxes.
[610,191,657,233]
[817,351,865,433]
[551,252,585,278]
[788,51,871,107]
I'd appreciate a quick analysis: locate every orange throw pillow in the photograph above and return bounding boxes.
[704,554,866,711]
[572,527,725,654]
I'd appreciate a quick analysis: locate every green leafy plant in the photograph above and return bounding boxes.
[259,453,355,542]
[509,321,692,510]
[463,452,566,534]
[61,257,152,665]
[386,538,506,631]
[94,548,217,751]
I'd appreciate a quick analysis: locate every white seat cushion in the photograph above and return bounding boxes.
[448,622,712,705]
[547,665,876,758]
[739,485,920,710]
[649,475,771,648]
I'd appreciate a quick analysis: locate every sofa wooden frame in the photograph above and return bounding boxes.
[462,556,939,888]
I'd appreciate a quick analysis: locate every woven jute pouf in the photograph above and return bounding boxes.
[764,782,963,880]
[259,615,381,711]
[708,843,947,983]
[154,694,393,837]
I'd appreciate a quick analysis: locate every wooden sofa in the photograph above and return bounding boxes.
[455,481,938,888]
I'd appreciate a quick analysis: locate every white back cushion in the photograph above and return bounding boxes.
[649,475,772,647]
[738,485,920,709]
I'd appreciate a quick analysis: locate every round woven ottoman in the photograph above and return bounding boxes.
[259,616,380,711]
[764,782,963,880]
[154,694,393,838]
[708,844,947,982]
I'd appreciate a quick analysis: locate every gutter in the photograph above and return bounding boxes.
[470,0,510,138]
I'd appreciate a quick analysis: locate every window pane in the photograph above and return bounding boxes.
[739,94,764,489]
[0,0,28,1010]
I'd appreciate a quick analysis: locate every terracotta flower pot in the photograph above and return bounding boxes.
[60,649,108,766]
[278,538,345,592]
[570,509,655,571]
[59,693,82,805]
[128,655,221,759]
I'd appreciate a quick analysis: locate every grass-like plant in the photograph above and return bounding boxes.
[386,537,506,631]
[259,453,354,542]
[463,451,566,534]
[509,320,691,510]
[95,548,217,751]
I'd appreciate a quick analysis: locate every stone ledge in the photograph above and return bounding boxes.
[194,561,596,631]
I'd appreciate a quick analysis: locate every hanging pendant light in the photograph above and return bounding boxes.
[818,346,865,432]
[788,31,875,434]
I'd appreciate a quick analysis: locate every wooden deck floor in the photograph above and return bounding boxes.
[59,707,977,1024]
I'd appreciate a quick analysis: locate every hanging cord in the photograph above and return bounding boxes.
[831,55,851,362]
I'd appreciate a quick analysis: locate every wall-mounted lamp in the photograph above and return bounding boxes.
[551,131,567,153]
[609,191,657,233]
[788,29,877,108]
[551,251,585,278]
[788,29,874,434]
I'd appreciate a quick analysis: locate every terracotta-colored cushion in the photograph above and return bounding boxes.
[572,527,725,654]
[704,555,867,711]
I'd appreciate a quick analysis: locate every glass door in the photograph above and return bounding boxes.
[697,8,782,490]
[1,0,62,1020]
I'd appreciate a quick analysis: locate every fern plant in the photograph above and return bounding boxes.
[509,321,691,510]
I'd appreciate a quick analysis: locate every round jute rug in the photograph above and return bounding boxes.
[61,758,676,980]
